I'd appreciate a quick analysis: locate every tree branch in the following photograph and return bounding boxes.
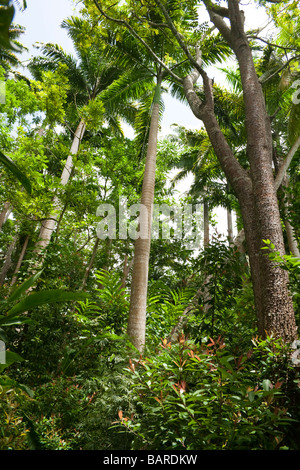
[153,0,205,74]
[248,35,300,52]
[274,135,300,191]
[92,0,183,83]
[259,54,300,84]
[203,0,233,48]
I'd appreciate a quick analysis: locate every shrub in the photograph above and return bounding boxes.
[115,334,300,450]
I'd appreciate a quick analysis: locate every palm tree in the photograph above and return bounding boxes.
[28,17,136,265]
[0,0,27,67]
[92,8,194,351]
[90,0,233,351]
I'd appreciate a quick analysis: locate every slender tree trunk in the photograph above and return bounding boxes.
[0,202,11,231]
[10,234,29,287]
[284,219,300,257]
[33,120,86,262]
[273,146,299,257]
[97,238,112,290]
[0,234,18,286]
[121,252,133,291]
[127,74,163,352]
[54,201,68,242]
[227,208,233,242]
[80,238,99,290]
[203,201,209,247]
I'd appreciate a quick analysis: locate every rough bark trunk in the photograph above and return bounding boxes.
[228,1,296,341]
[127,75,162,352]
[182,0,297,342]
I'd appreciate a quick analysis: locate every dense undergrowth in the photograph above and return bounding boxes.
[1,240,300,450]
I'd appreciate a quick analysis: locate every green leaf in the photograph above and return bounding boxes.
[0,150,32,194]
[0,316,34,326]
[8,270,44,303]
[0,350,23,372]
[262,379,272,391]
[0,375,34,397]
[7,290,89,317]
[0,1,16,50]
[0,327,7,342]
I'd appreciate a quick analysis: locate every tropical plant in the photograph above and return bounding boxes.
[115,334,299,450]
[27,17,137,265]
[88,0,232,352]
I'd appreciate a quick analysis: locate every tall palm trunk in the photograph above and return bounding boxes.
[203,200,209,247]
[127,75,162,352]
[33,120,86,262]
[227,208,233,243]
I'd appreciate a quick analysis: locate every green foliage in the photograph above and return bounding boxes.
[0,375,31,450]
[146,281,196,343]
[0,1,16,51]
[116,334,300,450]
[191,238,255,348]
[33,64,70,126]
[0,150,31,194]
[80,97,105,132]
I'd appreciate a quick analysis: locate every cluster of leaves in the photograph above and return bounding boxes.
[0,377,30,450]
[188,238,256,349]
[116,334,300,450]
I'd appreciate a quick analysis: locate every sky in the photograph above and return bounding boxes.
[13,0,272,239]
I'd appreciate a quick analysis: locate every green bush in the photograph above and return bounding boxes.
[115,334,300,450]
[0,376,32,450]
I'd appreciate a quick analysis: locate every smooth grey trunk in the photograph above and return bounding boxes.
[285,219,300,257]
[10,234,30,287]
[127,75,162,352]
[273,147,300,257]
[33,120,86,261]
[203,201,209,247]
[227,208,234,242]
[0,202,11,231]
[281,178,300,257]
